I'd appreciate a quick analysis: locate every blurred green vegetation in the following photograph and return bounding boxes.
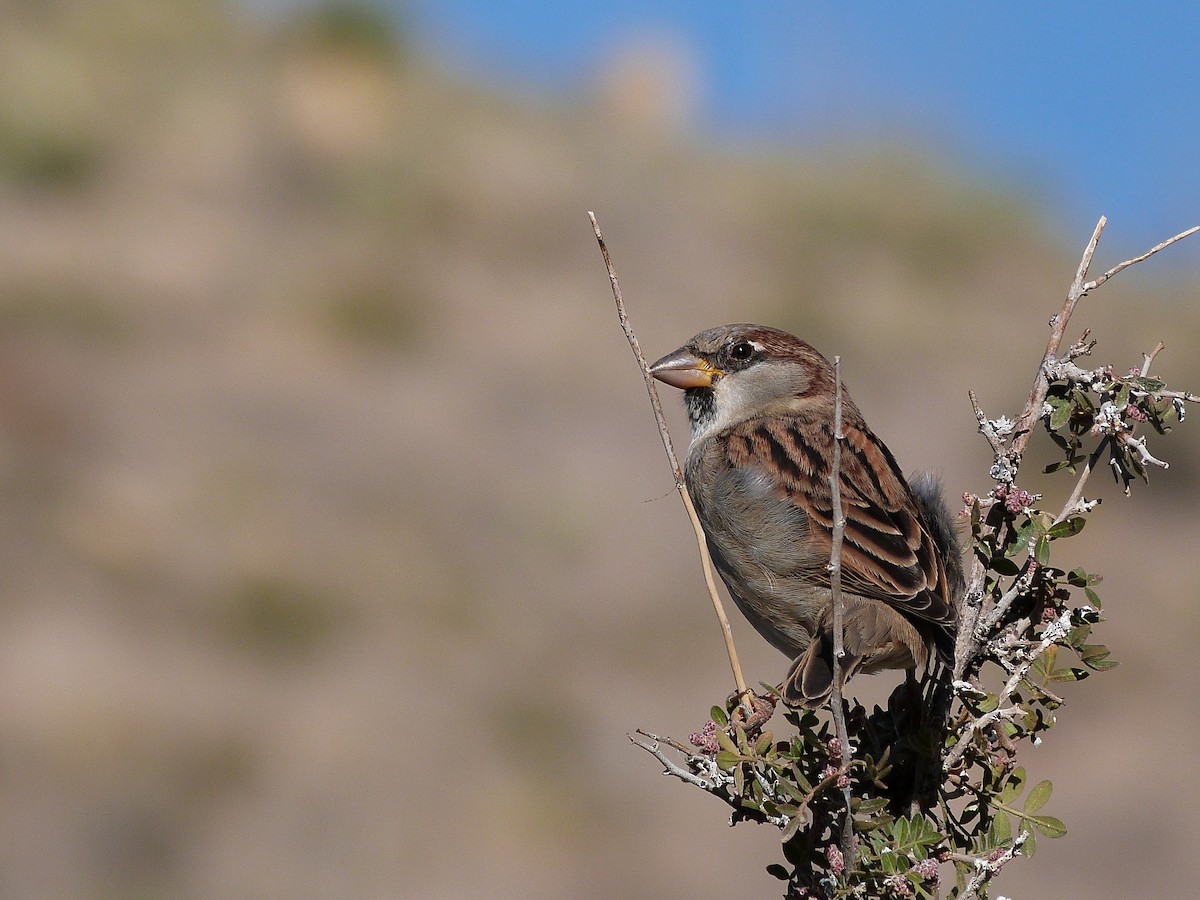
[219,573,345,657]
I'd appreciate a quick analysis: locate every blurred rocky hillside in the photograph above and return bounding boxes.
[0,1,1197,897]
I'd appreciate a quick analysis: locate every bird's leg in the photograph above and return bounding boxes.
[728,689,777,737]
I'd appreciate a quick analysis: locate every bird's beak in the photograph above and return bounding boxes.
[649,348,722,389]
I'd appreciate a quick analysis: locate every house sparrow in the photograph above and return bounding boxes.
[650,324,963,707]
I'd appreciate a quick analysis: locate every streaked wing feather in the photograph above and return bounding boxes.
[727,415,955,627]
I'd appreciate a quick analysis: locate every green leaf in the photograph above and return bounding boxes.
[711,705,728,727]
[1079,643,1110,663]
[1135,376,1166,392]
[1071,387,1097,412]
[750,774,764,805]
[775,775,809,804]
[974,692,1000,714]
[1048,398,1073,430]
[733,725,750,753]
[1064,625,1092,649]
[715,727,739,755]
[1047,517,1086,539]
[853,797,890,815]
[991,811,1012,844]
[789,763,813,794]
[1008,520,1037,556]
[766,864,789,881]
[1024,780,1053,814]
[1067,567,1096,586]
[715,750,742,771]
[999,767,1027,803]
[855,814,895,832]
[1030,814,1067,838]
[780,812,803,844]
[1035,535,1051,565]
[991,555,1021,576]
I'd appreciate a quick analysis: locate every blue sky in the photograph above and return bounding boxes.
[389,2,1200,269]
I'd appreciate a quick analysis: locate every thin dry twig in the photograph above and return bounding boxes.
[968,389,1009,458]
[942,705,1023,772]
[1141,340,1166,377]
[973,559,1037,639]
[953,556,987,681]
[827,356,855,861]
[1010,217,1199,463]
[1052,436,1109,525]
[1009,216,1107,461]
[628,731,716,791]
[589,212,751,708]
[1083,226,1200,293]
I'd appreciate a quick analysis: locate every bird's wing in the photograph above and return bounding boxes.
[723,414,956,627]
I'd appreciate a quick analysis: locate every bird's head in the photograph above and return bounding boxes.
[650,324,838,441]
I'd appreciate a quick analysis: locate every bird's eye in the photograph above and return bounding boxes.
[729,341,755,362]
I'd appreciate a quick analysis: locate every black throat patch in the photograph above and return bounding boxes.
[684,387,717,437]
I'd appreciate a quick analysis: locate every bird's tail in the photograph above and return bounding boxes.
[782,631,861,708]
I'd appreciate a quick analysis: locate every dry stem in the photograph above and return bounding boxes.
[1008,216,1107,461]
[589,212,750,709]
[628,731,717,791]
[827,356,855,860]
[1052,436,1109,525]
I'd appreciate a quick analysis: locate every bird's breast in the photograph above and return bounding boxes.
[684,437,828,656]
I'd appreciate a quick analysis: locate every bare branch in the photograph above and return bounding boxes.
[1063,329,1096,362]
[827,355,855,861]
[1141,340,1166,377]
[1009,216,1107,461]
[1133,388,1200,403]
[948,605,1073,774]
[942,705,1023,772]
[628,732,716,791]
[590,213,751,708]
[1121,432,1170,470]
[969,389,1009,458]
[1053,436,1110,526]
[1083,225,1200,293]
[974,559,1037,638]
[953,555,988,681]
